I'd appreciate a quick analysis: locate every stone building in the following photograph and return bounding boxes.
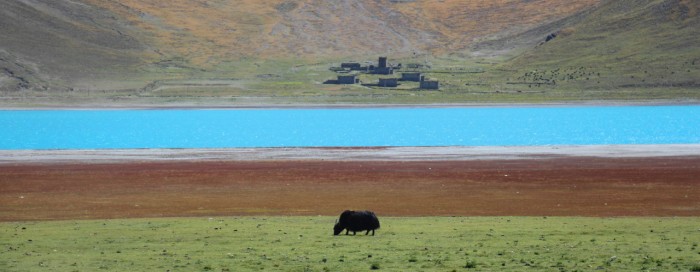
[401,72,423,82]
[371,56,393,75]
[420,80,439,90]
[378,57,388,68]
[378,78,398,87]
[338,75,359,84]
[341,63,363,71]
[373,67,393,75]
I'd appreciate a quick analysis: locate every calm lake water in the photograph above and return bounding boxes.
[1,106,699,150]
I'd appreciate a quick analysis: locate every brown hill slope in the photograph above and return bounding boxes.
[0,0,154,90]
[1,0,601,91]
[88,0,600,62]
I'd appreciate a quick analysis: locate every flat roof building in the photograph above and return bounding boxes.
[378,78,398,87]
[420,80,439,90]
[341,63,363,71]
[401,72,423,82]
[338,75,359,84]
[372,67,393,75]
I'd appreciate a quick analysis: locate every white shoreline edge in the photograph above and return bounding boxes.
[2,100,699,110]
[1,144,699,164]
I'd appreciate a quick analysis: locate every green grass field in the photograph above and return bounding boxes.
[2,217,699,271]
[3,51,697,107]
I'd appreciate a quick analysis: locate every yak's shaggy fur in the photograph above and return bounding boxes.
[333,210,380,236]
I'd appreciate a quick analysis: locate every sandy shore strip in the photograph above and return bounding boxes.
[2,144,699,164]
[2,100,699,110]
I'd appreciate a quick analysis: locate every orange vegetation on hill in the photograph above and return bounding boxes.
[393,0,601,52]
[1,0,607,91]
[84,0,601,65]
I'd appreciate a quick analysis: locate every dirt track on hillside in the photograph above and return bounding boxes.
[2,156,699,221]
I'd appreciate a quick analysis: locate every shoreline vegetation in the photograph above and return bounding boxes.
[3,146,699,220]
[0,87,700,110]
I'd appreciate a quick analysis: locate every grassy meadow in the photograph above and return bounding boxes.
[5,55,697,108]
[2,216,699,271]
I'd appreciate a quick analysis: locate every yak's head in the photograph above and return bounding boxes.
[333,220,344,235]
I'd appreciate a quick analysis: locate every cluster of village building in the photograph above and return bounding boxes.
[325,57,439,90]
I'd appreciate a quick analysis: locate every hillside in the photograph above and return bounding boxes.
[0,0,154,91]
[1,0,698,105]
[499,0,700,94]
[85,0,600,62]
[1,0,600,93]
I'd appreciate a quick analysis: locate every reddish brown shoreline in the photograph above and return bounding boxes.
[2,156,699,221]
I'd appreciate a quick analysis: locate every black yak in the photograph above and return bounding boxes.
[333,210,380,236]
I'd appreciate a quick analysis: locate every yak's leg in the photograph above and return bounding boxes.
[345,229,350,235]
[371,229,375,236]
[352,231,357,235]
[365,230,370,235]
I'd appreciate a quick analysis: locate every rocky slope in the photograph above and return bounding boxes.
[0,0,154,91]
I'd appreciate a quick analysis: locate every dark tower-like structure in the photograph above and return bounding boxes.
[378,57,387,68]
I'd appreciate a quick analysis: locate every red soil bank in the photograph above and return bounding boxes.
[1,157,699,221]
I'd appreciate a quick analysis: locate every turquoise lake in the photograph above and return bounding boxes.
[1,106,699,150]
